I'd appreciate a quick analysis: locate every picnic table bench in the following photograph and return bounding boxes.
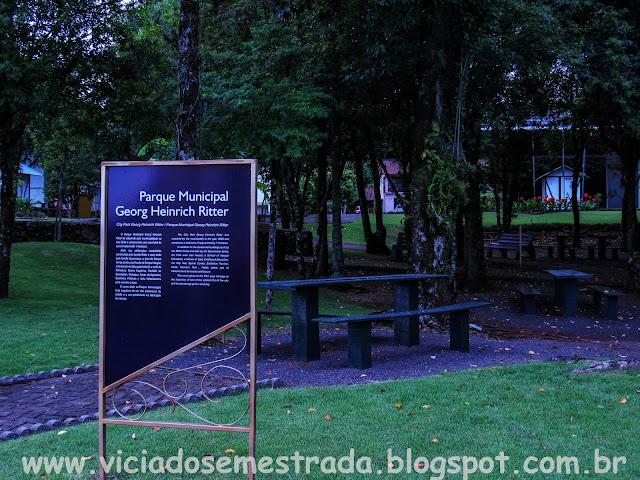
[312,301,492,369]
[515,286,542,315]
[257,274,450,362]
[486,233,536,259]
[587,285,625,321]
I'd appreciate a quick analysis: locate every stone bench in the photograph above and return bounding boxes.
[312,301,492,369]
[586,285,625,321]
[515,286,542,315]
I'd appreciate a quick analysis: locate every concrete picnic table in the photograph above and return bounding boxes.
[257,274,451,361]
[543,269,593,316]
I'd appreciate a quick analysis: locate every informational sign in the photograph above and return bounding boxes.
[100,160,256,388]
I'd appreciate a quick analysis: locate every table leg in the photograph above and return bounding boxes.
[394,281,419,346]
[558,279,579,316]
[291,287,320,361]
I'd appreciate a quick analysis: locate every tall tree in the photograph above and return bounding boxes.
[176,0,201,160]
[1,0,127,297]
[0,0,27,298]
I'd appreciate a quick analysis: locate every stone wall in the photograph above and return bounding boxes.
[14,219,100,244]
[257,223,313,267]
[14,220,314,269]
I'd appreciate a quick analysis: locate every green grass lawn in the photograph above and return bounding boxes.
[482,210,631,228]
[0,243,372,377]
[0,242,100,377]
[1,362,638,479]
[305,211,629,248]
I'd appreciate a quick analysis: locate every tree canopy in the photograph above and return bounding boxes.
[1,0,640,297]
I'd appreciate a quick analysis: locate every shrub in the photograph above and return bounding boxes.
[483,193,600,213]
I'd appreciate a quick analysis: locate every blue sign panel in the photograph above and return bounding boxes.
[102,161,253,387]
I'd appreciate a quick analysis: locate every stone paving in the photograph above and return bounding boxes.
[0,347,276,441]
[0,370,100,438]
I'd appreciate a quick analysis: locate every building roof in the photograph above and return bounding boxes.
[383,159,403,176]
[535,166,589,182]
[19,164,43,176]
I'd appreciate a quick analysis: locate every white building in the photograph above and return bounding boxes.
[604,154,640,209]
[9,164,45,204]
[379,159,404,213]
[535,166,584,200]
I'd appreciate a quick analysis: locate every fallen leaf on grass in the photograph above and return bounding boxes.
[57,431,67,436]
[308,408,316,413]
[431,439,438,443]
[151,427,161,432]
[225,449,236,454]
[324,414,332,420]
[538,388,545,392]
[619,397,628,404]
[395,403,402,408]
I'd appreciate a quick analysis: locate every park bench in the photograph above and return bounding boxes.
[586,285,625,321]
[390,231,409,262]
[311,301,492,369]
[486,232,536,259]
[515,286,542,315]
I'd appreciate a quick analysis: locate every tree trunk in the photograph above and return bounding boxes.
[410,3,455,313]
[315,152,329,277]
[0,0,22,299]
[287,163,307,278]
[620,146,640,253]
[370,157,390,255]
[354,156,374,246]
[464,167,486,291]
[571,164,581,247]
[570,133,586,247]
[175,0,201,161]
[0,150,20,298]
[278,187,291,229]
[330,151,345,277]
[54,156,66,242]
[264,174,278,311]
[489,158,502,231]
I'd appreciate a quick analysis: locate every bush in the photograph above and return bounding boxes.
[482,193,600,213]
[15,196,46,218]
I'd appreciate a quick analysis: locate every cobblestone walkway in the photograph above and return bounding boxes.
[0,370,100,436]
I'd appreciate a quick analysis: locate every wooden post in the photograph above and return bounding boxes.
[519,226,522,268]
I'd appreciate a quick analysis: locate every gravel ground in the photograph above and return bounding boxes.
[166,313,640,390]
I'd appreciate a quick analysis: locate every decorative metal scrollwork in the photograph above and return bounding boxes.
[110,327,250,426]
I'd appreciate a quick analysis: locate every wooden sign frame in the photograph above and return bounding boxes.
[98,160,257,480]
